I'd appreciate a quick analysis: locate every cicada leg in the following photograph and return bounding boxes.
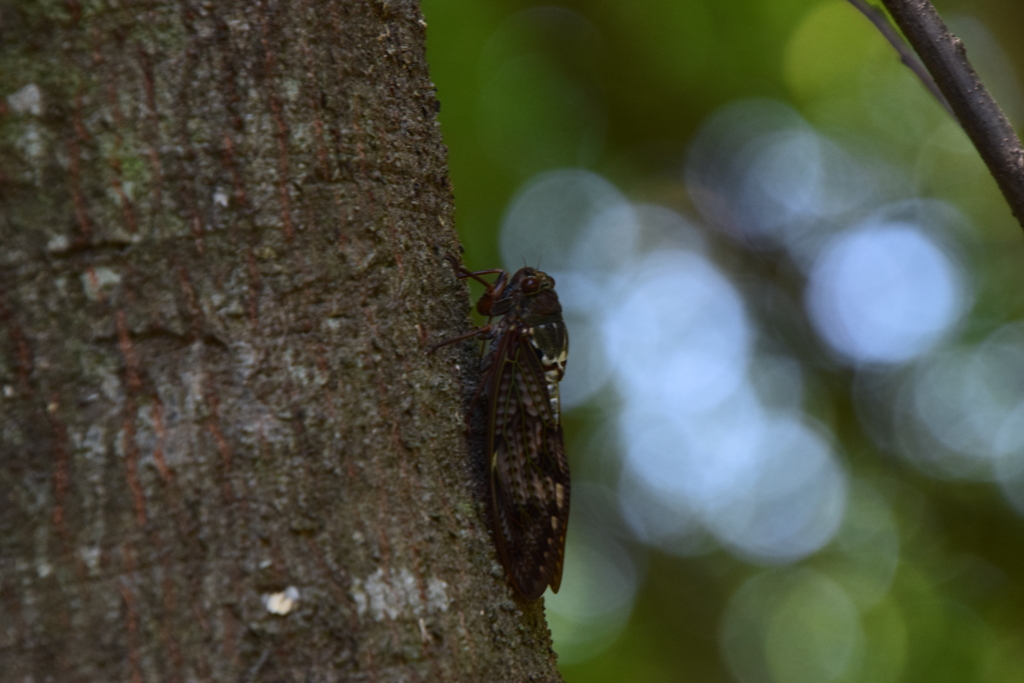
[426,323,493,354]
[443,255,510,317]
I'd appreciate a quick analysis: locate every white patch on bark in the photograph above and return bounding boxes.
[426,577,450,613]
[233,341,258,380]
[262,586,300,615]
[107,181,135,205]
[102,373,122,406]
[16,124,43,159]
[7,83,42,115]
[47,235,70,253]
[80,267,121,301]
[79,546,102,576]
[350,568,451,622]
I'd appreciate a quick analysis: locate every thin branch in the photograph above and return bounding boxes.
[846,0,954,117]
[869,0,1024,232]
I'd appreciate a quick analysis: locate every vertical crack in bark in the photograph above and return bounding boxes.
[117,311,150,527]
[260,11,297,243]
[120,545,145,683]
[69,93,93,241]
[47,395,74,547]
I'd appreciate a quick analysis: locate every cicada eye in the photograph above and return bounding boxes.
[521,276,541,293]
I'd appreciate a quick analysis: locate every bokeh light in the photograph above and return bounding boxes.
[601,250,751,415]
[806,219,969,365]
[721,568,864,683]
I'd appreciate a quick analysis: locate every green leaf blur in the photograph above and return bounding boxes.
[422,1,1024,681]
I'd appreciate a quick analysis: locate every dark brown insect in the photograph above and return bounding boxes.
[433,259,570,599]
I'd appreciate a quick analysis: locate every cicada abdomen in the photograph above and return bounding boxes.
[433,261,570,599]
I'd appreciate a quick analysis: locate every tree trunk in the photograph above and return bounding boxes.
[0,1,562,681]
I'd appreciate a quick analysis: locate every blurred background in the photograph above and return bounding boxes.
[419,0,1024,681]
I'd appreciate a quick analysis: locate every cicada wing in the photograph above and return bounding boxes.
[486,327,570,599]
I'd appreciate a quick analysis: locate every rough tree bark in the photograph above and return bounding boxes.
[0,1,563,681]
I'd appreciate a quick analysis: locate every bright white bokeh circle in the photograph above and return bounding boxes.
[806,221,966,365]
[602,249,752,415]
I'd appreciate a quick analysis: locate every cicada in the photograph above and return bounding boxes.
[433,259,570,599]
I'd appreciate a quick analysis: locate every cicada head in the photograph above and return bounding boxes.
[490,267,561,318]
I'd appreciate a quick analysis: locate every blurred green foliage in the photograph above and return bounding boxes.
[421,1,1024,681]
